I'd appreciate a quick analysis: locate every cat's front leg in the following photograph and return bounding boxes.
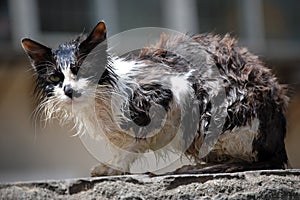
[90,163,129,176]
[90,143,145,176]
[90,153,134,176]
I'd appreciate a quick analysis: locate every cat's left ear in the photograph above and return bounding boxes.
[79,21,107,55]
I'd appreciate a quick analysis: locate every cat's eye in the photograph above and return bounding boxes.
[49,74,61,83]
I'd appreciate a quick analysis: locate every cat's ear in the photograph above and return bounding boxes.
[21,38,53,69]
[79,21,107,55]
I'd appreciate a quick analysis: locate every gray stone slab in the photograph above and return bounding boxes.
[0,169,299,199]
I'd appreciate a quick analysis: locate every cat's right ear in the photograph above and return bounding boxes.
[21,38,53,70]
[79,21,107,55]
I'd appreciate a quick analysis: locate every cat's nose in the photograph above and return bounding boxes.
[64,85,74,98]
[64,84,81,99]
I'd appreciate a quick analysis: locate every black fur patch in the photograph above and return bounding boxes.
[129,83,172,126]
[120,83,173,139]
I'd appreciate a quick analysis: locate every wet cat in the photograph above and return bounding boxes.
[22,21,288,176]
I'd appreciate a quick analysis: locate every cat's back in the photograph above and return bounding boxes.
[126,33,288,165]
[134,33,287,104]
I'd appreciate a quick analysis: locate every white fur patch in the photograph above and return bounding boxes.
[113,57,146,77]
[212,118,260,162]
[170,76,191,104]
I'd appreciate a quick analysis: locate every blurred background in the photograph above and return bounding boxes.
[0,0,299,182]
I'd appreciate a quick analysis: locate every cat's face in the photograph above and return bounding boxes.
[22,22,108,108]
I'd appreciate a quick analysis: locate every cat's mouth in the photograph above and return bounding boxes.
[55,94,80,107]
[61,93,92,109]
[63,96,83,104]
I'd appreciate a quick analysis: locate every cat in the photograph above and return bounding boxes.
[21,21,289,176]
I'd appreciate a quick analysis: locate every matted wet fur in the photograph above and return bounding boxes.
[21,21,288,176]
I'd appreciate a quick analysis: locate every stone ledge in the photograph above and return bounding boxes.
[1,169,299,199]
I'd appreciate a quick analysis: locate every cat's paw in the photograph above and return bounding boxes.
[90,163,129,177]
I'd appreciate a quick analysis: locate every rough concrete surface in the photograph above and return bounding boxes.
[0,169,299,200]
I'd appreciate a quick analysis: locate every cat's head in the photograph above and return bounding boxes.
[22,21,113,109]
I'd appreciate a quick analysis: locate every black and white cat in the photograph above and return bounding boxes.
[21,21,289,176]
